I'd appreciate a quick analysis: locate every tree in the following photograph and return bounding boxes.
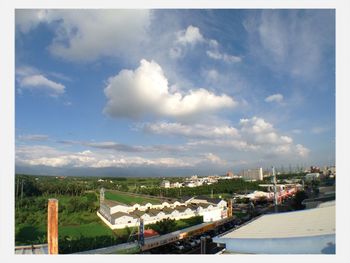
[150,218,177,235]
[291,190,308,210]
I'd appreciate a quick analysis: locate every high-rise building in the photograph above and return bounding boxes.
[240,167,263,181]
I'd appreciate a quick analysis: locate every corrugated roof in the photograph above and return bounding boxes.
[15,244,48,254]
[219,202,335,239]
[194,196,223,204]
[129,210,146,218]
[111,211,137,220]
[197,203,211,208]
[175,205,188,212]
[102,199,125,207]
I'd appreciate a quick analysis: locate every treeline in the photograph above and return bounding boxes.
[15,175,130,198]
[138,179,263,198]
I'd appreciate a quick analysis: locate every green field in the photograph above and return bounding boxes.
[105,190,162,205]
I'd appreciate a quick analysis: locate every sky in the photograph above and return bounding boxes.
[14,9,335,177]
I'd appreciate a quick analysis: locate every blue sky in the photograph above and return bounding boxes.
[15,9,335,176]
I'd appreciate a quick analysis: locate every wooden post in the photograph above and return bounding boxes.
[48,199,58,254]
[227,199,233,217]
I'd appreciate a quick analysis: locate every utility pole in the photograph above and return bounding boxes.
[272,166,278,213]
[139,218,145,246]
[200,236,207,254]
[48,199,59,254]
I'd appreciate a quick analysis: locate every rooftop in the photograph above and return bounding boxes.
[220,204,335,239]
[214,201,336,254]
[15,244,48,255]
[194,196,223,204]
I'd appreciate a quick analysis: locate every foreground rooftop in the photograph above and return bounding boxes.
[214,201,335,254]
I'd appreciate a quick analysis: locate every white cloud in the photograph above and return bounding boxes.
[18,74,65,96]
[171,25,241,63]
[15,9,48,33]
[18,134,49,141]
[142,116,309,158]
[103,59,236,119]
[311,127,328,134]
[16,10,151,61]
[206,69,219,81]
[244,10,334,78]
[16,145,195,168]
[239,116,292,145]
[204,153,227,165]
[176,25,204,45]
[238,116,309,157]
[206,50,242,63]
[265,93,284,103]
[295,144,310,157]
[143,122,239,139]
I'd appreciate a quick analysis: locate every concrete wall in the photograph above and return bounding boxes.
[202,208,223,222]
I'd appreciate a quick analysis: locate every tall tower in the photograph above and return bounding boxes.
[100,187,105,204]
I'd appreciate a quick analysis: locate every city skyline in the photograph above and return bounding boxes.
[15,9,335,176]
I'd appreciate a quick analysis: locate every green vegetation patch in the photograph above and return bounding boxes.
[105,191,162,205]
[147,216,203,235]
[59,222,115,238]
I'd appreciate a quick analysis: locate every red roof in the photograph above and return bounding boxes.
[144,229,159,238]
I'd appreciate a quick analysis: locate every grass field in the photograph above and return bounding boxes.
[59,222,115,238]
[105,191,162,205]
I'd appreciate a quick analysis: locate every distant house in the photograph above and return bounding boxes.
[160,180,170,188]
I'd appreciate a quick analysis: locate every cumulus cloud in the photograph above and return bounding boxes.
[187,138,261,152]
[240,117,292,145]
[16,9,151,61]
[239,116,309,157]
[143,122,239,139]
[16,145,194,168]
[184,116,309,158]
[171,25,241,63]
[18,74,65,96]
[295,144,310,157]
[204,153,227,165]
[176,25,204,45]
[103,59,236,119]
[16,66,66,97]
[141,116,309,158]
[265,93,284,103]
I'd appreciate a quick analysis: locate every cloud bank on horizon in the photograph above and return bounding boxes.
[15,9,335,176]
